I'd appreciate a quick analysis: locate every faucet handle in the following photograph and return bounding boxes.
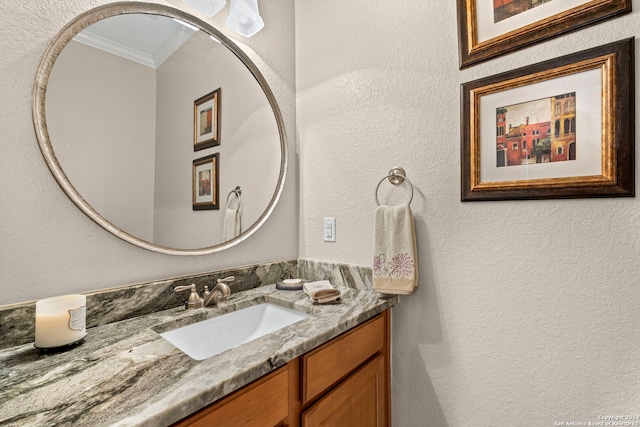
[217,276,235,284]
[174,284,204,309]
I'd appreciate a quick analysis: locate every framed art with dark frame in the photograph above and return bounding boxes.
[194,88,221,151]
[193,153,219,210]
[461,38,634,201]
[456,0,631,68]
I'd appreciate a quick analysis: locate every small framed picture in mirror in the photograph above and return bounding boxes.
[194,88,221,151]
[193,153,219,210]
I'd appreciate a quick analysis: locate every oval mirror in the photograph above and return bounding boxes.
[33,2,287,256]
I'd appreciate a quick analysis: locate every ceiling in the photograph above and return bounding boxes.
[73,14,197,68]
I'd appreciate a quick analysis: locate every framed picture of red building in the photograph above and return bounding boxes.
[194,88,221,151]
[456,0,631,68]
[193,153,219,210]
[461,38,634,201]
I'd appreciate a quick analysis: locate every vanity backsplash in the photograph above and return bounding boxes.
[298,258,372,290]
[0,258,372,350]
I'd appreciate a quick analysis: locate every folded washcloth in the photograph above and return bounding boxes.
[222,208,241,241]
[373,203,418,295]
[303,280,341,304]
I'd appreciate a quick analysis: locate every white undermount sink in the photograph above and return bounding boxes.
[160,303,309,360]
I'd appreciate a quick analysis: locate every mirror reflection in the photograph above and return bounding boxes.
[44,12,281,250]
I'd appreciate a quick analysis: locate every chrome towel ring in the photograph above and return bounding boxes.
[375,167,414,206]
[226,186,242,210]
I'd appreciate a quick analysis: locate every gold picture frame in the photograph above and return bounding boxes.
[461,38,634,201]
[456,0,631,68]
[193,153,219,210]
[194,88,221,151]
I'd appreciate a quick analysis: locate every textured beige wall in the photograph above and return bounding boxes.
[295,0,640,425]
[47,40,157,242]
[0,0,297,305]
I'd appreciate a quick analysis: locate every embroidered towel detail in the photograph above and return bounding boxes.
[373,203,418,295]
[303,280,341,304]
[222,208,241,241]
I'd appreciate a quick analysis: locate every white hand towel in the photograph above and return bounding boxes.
[373,203,418,295]
[222,208,241,241]
[303,280,341,304]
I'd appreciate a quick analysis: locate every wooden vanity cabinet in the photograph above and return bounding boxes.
[293,309,390,427]
[174,309,391,427]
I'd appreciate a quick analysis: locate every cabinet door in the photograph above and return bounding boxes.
[173,365,289,427]
[301,355,386,427]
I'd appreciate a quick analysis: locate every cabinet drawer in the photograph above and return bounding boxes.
[302,354,386,427]
[174,365,289,427]
[301,314,385,404]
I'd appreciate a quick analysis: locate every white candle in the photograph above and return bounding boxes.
[35,294,86,349]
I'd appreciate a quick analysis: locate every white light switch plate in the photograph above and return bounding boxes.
[323,217,336,242]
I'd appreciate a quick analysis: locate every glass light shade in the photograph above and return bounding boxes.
[182,0,226,17]
[226,0,264,38]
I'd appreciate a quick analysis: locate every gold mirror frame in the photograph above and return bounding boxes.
[32,2,287,256]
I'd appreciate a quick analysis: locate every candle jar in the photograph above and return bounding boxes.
[35,294,86,349]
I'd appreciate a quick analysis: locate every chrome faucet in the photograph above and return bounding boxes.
[174,276,234,310]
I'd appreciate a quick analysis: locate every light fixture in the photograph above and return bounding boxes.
[225,0,264,38]
[182,0,226,18]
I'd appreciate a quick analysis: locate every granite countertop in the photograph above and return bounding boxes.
[0,285,397,426]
